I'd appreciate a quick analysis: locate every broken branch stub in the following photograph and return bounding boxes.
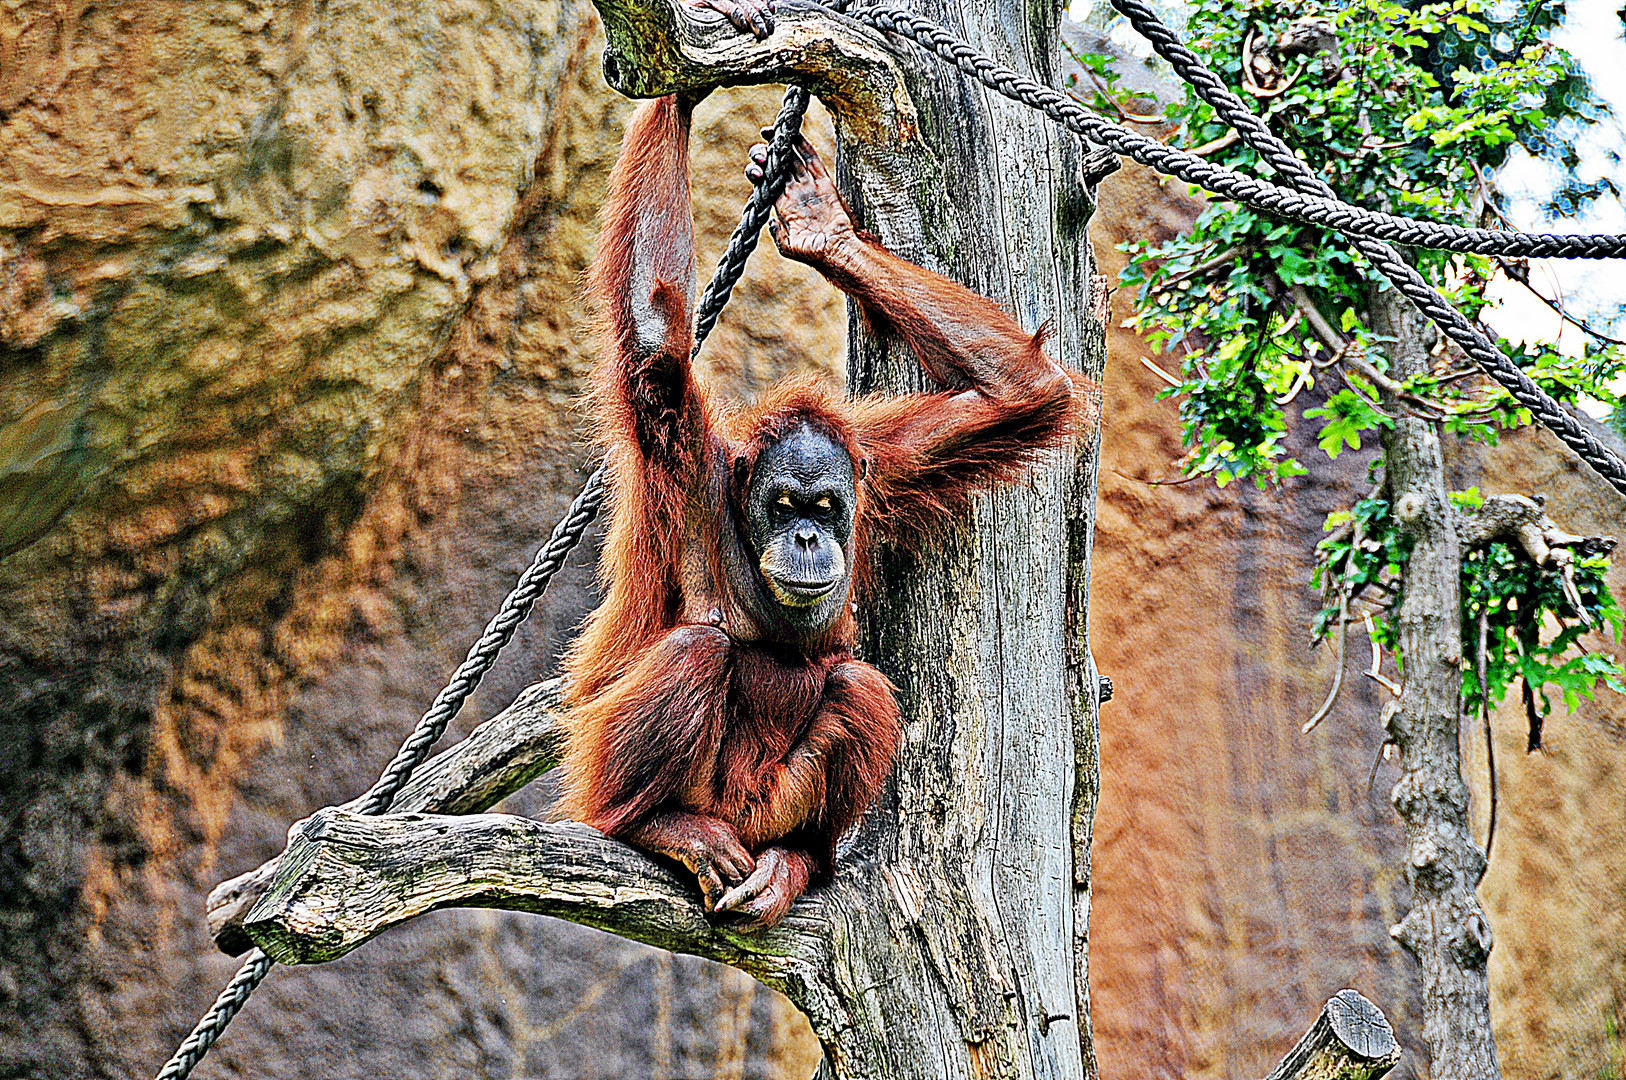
[1262,989,1402,1080]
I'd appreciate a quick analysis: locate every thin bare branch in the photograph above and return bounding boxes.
[1305,587,1350,733]
[1361,612,1403,697]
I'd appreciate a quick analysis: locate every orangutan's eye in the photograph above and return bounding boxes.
[815,495,832,509]
[777,494,795,508]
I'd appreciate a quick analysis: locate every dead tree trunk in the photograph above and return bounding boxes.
[833,2,1107,1076]
[213,5,1404,1079]
[1371,287,1500,1080]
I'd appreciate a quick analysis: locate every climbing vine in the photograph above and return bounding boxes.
[1311,487,1623,733]
[1108,0,1625,488]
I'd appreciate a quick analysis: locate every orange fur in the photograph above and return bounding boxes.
[560,96,1095,915]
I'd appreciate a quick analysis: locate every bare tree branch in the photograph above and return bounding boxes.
[241,809,830,969]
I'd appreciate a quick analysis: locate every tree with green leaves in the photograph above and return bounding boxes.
[1087,1,1625,1076]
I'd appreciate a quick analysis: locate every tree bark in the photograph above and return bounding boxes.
[1370,287,1500,1080]
[831,2,1106,1077]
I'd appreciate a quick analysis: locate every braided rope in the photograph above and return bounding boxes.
[1101,0,1626,497]
[154,64,815,1080]
[154,468,608,1080]
[844,5,1626,260]
[356,467,610,814]
[847,2,1626,497]
[154,952,274,1080]
[694,86,814,351]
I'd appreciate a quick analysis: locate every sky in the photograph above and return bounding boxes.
[1488,0,1626,360]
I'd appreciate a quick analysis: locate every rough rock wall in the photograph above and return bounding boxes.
[0,2,832,1076]
[1087,159,1626,1080]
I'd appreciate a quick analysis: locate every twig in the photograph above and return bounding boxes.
[1276,360,1313,405]
[1078,68,1171,124]
[1334,363,1402,420]
[1475,609,1497,881]
[1240,26,1305,99]
[1140,356,1184,387]
[1158,245,1253,288]
[1188,130,1240,157]
[1361,612,1403,696]
[1559,561,1592,627]
[1304,586,1350,733]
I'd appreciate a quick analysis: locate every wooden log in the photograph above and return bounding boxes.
[207,678,565,954]
[239,808,838,1004]
[1262,990,1402,1080]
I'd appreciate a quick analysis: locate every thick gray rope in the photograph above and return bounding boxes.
[694,86,815,348]
[356,468,611,815]
[847,2,1626,498]
[843,6,1625,261]
[1101,0,1626,498]
[153,87,818,1080]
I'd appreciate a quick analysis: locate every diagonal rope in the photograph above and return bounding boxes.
[845,3,1626,260]
[844,2,1626,497]
[156,466,608,1080]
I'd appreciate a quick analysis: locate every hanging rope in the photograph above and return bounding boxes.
[155,467,609,1080]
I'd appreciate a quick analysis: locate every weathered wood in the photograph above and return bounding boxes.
[1262,990,1402,1080]
[243,808,796,965]
[207,678,566,954]
[586,0,946,252]
[240,807,860,1042]
[590,0,904,140]
[832,1,1105,1077]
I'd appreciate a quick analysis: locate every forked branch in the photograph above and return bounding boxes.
[207,679,567,954]
[239,808,840,1021]
[240,809,1394,1080]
